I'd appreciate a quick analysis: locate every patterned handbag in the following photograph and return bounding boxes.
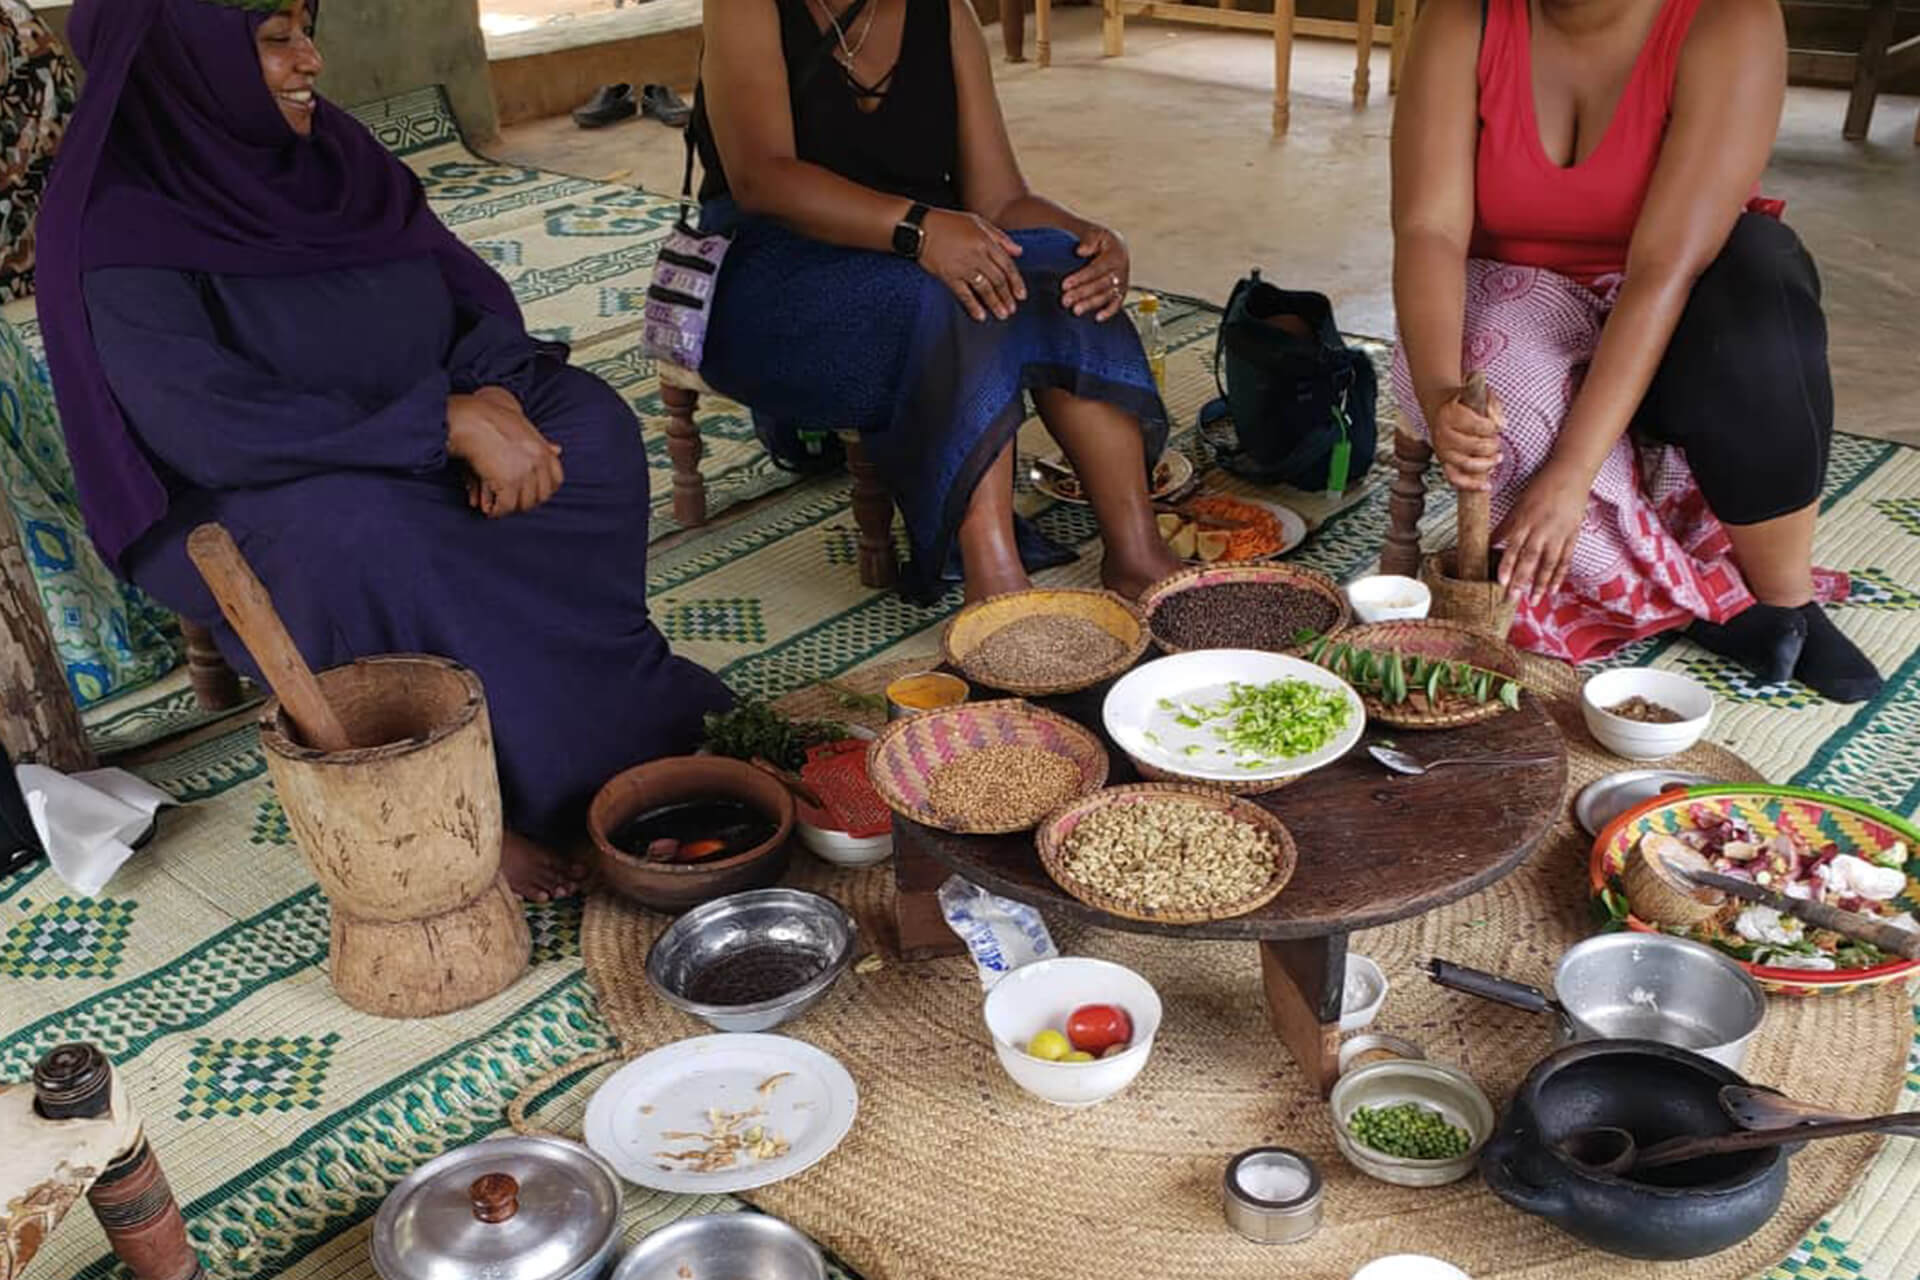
[640,0,875,371]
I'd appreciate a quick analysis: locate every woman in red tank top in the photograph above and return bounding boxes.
[1389,0,1881,701]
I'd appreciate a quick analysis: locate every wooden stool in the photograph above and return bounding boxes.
[259,654,530,1019]
[1381,428,1436,578]
[655,360,900,589]
[1842,0,1920,143]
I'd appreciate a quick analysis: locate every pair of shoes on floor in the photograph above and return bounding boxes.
[572,83,690,129]
[1687,601,1884,704]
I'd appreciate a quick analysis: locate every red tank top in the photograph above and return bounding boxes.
[1470,0,1703,284]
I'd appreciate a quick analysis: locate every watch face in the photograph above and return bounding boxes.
[893,221,924,259]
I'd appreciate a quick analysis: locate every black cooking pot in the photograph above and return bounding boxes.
[1480,1040,1789,1261]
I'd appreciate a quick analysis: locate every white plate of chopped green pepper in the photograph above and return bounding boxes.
[1101,650,1364,788]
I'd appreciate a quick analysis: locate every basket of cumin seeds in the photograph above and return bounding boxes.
[942,588,1150,697]
[867,700,1109,834]
[1141,563,1350,657]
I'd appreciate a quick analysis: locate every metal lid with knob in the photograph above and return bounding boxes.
[372,1135,622,1280]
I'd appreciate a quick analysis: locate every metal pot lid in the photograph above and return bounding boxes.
[1574,771,1717,839]
[373,1135,621,1280]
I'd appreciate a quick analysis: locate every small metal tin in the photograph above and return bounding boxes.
[1574,770,1716,838]
[884,671,970,721]
[1223,1147,1323,1244]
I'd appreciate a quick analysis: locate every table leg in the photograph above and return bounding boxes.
[1102,0,1124,57]
[1035,0,1052,66]
[1272,0,1296,136]
[1259,935,1347,1098]
[893,839,966,960]
[1353,0,1375,104]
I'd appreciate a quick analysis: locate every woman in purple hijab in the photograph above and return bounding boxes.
[36,0,731,898]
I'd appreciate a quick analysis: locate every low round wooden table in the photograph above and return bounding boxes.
[891,685,1568,1097]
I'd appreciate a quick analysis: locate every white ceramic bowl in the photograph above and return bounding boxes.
[1101,650,1364,789]
[1351,1256,1471,1280]
[982,957,1163,1108]
[1337,954,1388,1033]
[1580,668,1714,761]
[1345,575,1432,624]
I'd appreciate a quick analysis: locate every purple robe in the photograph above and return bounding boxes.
[88,257,730,839]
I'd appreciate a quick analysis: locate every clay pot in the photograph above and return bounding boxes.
[1479,1040,1789,1261]
[588,756,795,914]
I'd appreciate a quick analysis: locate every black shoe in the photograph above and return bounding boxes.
[640,83,692,128]
[573,83,637,129]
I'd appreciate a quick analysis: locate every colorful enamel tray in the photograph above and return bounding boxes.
[1590,784,1920,997]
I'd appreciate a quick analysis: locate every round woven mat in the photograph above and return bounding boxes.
[578,654,1913,1280]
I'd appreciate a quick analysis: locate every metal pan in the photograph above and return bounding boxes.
[1428,933,1765,1072]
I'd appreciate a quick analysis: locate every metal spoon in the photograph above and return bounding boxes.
[1369,745,1558,776]
[1562,1108,1920,1177]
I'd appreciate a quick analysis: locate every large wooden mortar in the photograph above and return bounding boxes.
[1418,371,1519,640]
[259,654,529,1018]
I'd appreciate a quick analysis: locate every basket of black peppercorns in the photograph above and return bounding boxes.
[1140,564,1350,657]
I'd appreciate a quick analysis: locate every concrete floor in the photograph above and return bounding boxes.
[494,7,1920,444]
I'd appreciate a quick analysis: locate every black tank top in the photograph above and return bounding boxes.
[694,0,961,209]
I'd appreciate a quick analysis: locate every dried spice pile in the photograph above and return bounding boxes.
[1151,581,1340,652]
[969,615,1125,687]
[928,745,1082,828]
[1059,801,1278,914]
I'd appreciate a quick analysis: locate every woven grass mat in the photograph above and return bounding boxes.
[579,657,1913,1280]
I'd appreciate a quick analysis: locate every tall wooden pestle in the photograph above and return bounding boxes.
[185,524,354,753]
[1454,371,1494,583]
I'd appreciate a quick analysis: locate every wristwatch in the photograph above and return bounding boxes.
[892,203,930,260]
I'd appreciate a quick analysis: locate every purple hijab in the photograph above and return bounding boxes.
[36,0,522,568]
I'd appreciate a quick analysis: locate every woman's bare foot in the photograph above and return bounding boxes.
[501,831,580,902]
[964,564,1032,602]
[1101,544,1183,601]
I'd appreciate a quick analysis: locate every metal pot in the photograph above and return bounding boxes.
[1428,932,1765,1071]
[373,1135,622,1280]
[1480,1039,1788,1260]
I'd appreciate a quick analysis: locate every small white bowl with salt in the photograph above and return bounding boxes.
[1345,575,1432,624]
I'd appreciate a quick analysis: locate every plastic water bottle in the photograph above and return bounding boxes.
[1136,293,1167,394]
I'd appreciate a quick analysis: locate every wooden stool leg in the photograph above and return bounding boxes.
[1381,429,1433,578]
[0,500,94,772]
[180,619,243,712]
[1102,0,1124,56]
[661,383,709,528]
[843,434,899,590]
[1354,0,1375,104]
[1260,935,1347,1098]
[1272,0,1296,135]
[1035,0,1052,66]
[1844,0,1898,140]
[1389,0,1416,92]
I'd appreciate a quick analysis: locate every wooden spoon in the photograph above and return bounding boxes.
[1454,371,1494,583]
[1721,1086,1871,1130]
[185,524,353,753]
[1562,1108,1920,1176]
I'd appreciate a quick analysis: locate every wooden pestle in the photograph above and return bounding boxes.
[1454,371,1494,582]
[185,524,354,753]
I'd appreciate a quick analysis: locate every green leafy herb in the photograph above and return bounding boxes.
[701,701,847,771]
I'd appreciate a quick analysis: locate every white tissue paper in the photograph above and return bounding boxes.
[14,765,170,895]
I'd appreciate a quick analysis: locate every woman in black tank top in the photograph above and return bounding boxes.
[692,0,1181,604]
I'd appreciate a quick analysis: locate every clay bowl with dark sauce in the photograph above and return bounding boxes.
[1480,1040,1790,1261]
[589,756,795,914]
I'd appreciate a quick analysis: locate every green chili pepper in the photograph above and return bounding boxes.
[1384,650,1408,703]
[1498,680,1522,710]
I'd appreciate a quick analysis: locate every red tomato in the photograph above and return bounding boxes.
[1065,1004,1133,1055]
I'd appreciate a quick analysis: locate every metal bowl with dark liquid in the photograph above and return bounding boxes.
[645,888,856,1033]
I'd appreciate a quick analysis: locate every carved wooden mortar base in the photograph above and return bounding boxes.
[330,873,531,1019]
[1421,548,1519,640]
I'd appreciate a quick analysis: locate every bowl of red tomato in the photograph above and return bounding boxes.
[981,957,1162,1107]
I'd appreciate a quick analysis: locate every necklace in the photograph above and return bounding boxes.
[809,0,877,65]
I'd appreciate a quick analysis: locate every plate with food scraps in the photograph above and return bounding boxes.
[583,1033,858,1193]
[1590,784,1920,996]
[1157,494,1308,565]
[1101,650,1364,792]
[1032,449,1195,505]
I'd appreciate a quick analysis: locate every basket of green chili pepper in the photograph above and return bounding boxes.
[1293,620,1530,730]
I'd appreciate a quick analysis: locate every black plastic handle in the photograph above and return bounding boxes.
[1425,958,1556,1017]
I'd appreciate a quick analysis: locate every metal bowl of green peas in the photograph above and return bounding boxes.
[1330,1059,1495,1188]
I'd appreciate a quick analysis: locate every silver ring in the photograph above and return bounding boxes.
[972,272,986,285]
[1110,273,1121,289]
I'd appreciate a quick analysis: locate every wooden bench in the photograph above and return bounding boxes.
[1842,0,1920,142]
[656,360,903,589]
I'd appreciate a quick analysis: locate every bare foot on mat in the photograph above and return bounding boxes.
[502,831,579,902]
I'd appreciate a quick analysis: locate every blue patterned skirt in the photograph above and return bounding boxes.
[698,203,1168,601]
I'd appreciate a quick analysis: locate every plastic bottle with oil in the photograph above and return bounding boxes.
[1135,293,1167,394]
